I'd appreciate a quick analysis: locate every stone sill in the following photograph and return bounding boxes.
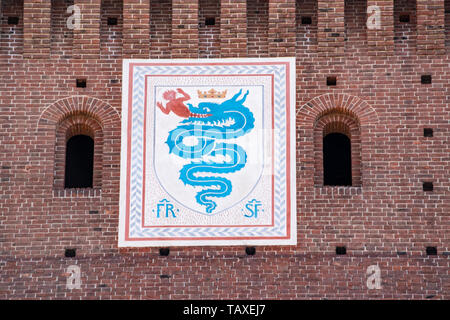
[53,188,102,198]
[314,185,362,196]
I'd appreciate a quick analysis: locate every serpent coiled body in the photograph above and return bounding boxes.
[166,90,255,214]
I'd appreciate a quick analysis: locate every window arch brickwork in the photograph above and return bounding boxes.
[297,93,378,188]
[54,114,103,189]
[37,96,121,197]
[314,112,361,186]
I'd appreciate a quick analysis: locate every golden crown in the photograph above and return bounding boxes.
[197,89,227,99]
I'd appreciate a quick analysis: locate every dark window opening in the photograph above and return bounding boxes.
[336,246,347,255]
[107,17,118,26]
[64,135,94,188]
[399,14,410,23]
[205,17,216,26]
[323,133,352,186]
[8,16,19,25]
[301,16,312,25]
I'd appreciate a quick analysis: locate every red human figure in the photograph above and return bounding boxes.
[157,88,192,118]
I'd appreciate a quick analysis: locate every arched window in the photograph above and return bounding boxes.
[52,114,103,191]
[313,111,362,187]
[64,135,94,188]
[323,132,352,186]
[38,96,120,196]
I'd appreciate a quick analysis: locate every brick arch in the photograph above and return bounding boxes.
[296,93,378,127]
[297,93,376,188]
[54,115,104,190]
[37,95,120,129]
[317,113,359,138]
[36,96,121,196]
[314,113,362,187]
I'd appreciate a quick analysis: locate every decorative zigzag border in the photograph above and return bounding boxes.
[128,63,288,239]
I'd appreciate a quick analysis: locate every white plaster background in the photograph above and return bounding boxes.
[144,75,273,227]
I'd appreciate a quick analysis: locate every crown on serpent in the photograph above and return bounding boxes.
[197,89,227,99]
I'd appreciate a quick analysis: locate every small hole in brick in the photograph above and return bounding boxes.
[76,79,87,88]
[423,182,433,192]
[205,17,215,26]
[245,247,256,256]
[423,128,433,137]
[426,247,437,256]
[8,17,19,25]
[421,75,432,84]
[89,210,99,215]
[327,77,337,86]
[65,248,76,258]
[301,16,312,25]
[159,248,170,256]
[399,14,410,23]
[336,246,346,255]
[107,17,118,26]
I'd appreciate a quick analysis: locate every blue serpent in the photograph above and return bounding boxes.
[166,89,255,214]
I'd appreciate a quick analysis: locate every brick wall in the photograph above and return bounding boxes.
[51,0,75,58]
[198,0,220,58]
[247,0,269,57]
[149,0,171,59]
[0,0,449,299]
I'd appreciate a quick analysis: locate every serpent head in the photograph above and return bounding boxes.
[182,89,251,128]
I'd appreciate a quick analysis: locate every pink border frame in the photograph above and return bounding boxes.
[124,62,291,242]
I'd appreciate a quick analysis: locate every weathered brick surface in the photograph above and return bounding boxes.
[220,0,247,57]
[0,0,449,299]
[416,0,445,55]
[268,0,296,56]
[199,0,220,58]
[367,0,394,54]
[123,0,149,58]
[172,0,198,59]
[73,0,101,59]
[150,0,171,59]
[23,0,51,59]
[247,0,269,57]
[317,0,345,56]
